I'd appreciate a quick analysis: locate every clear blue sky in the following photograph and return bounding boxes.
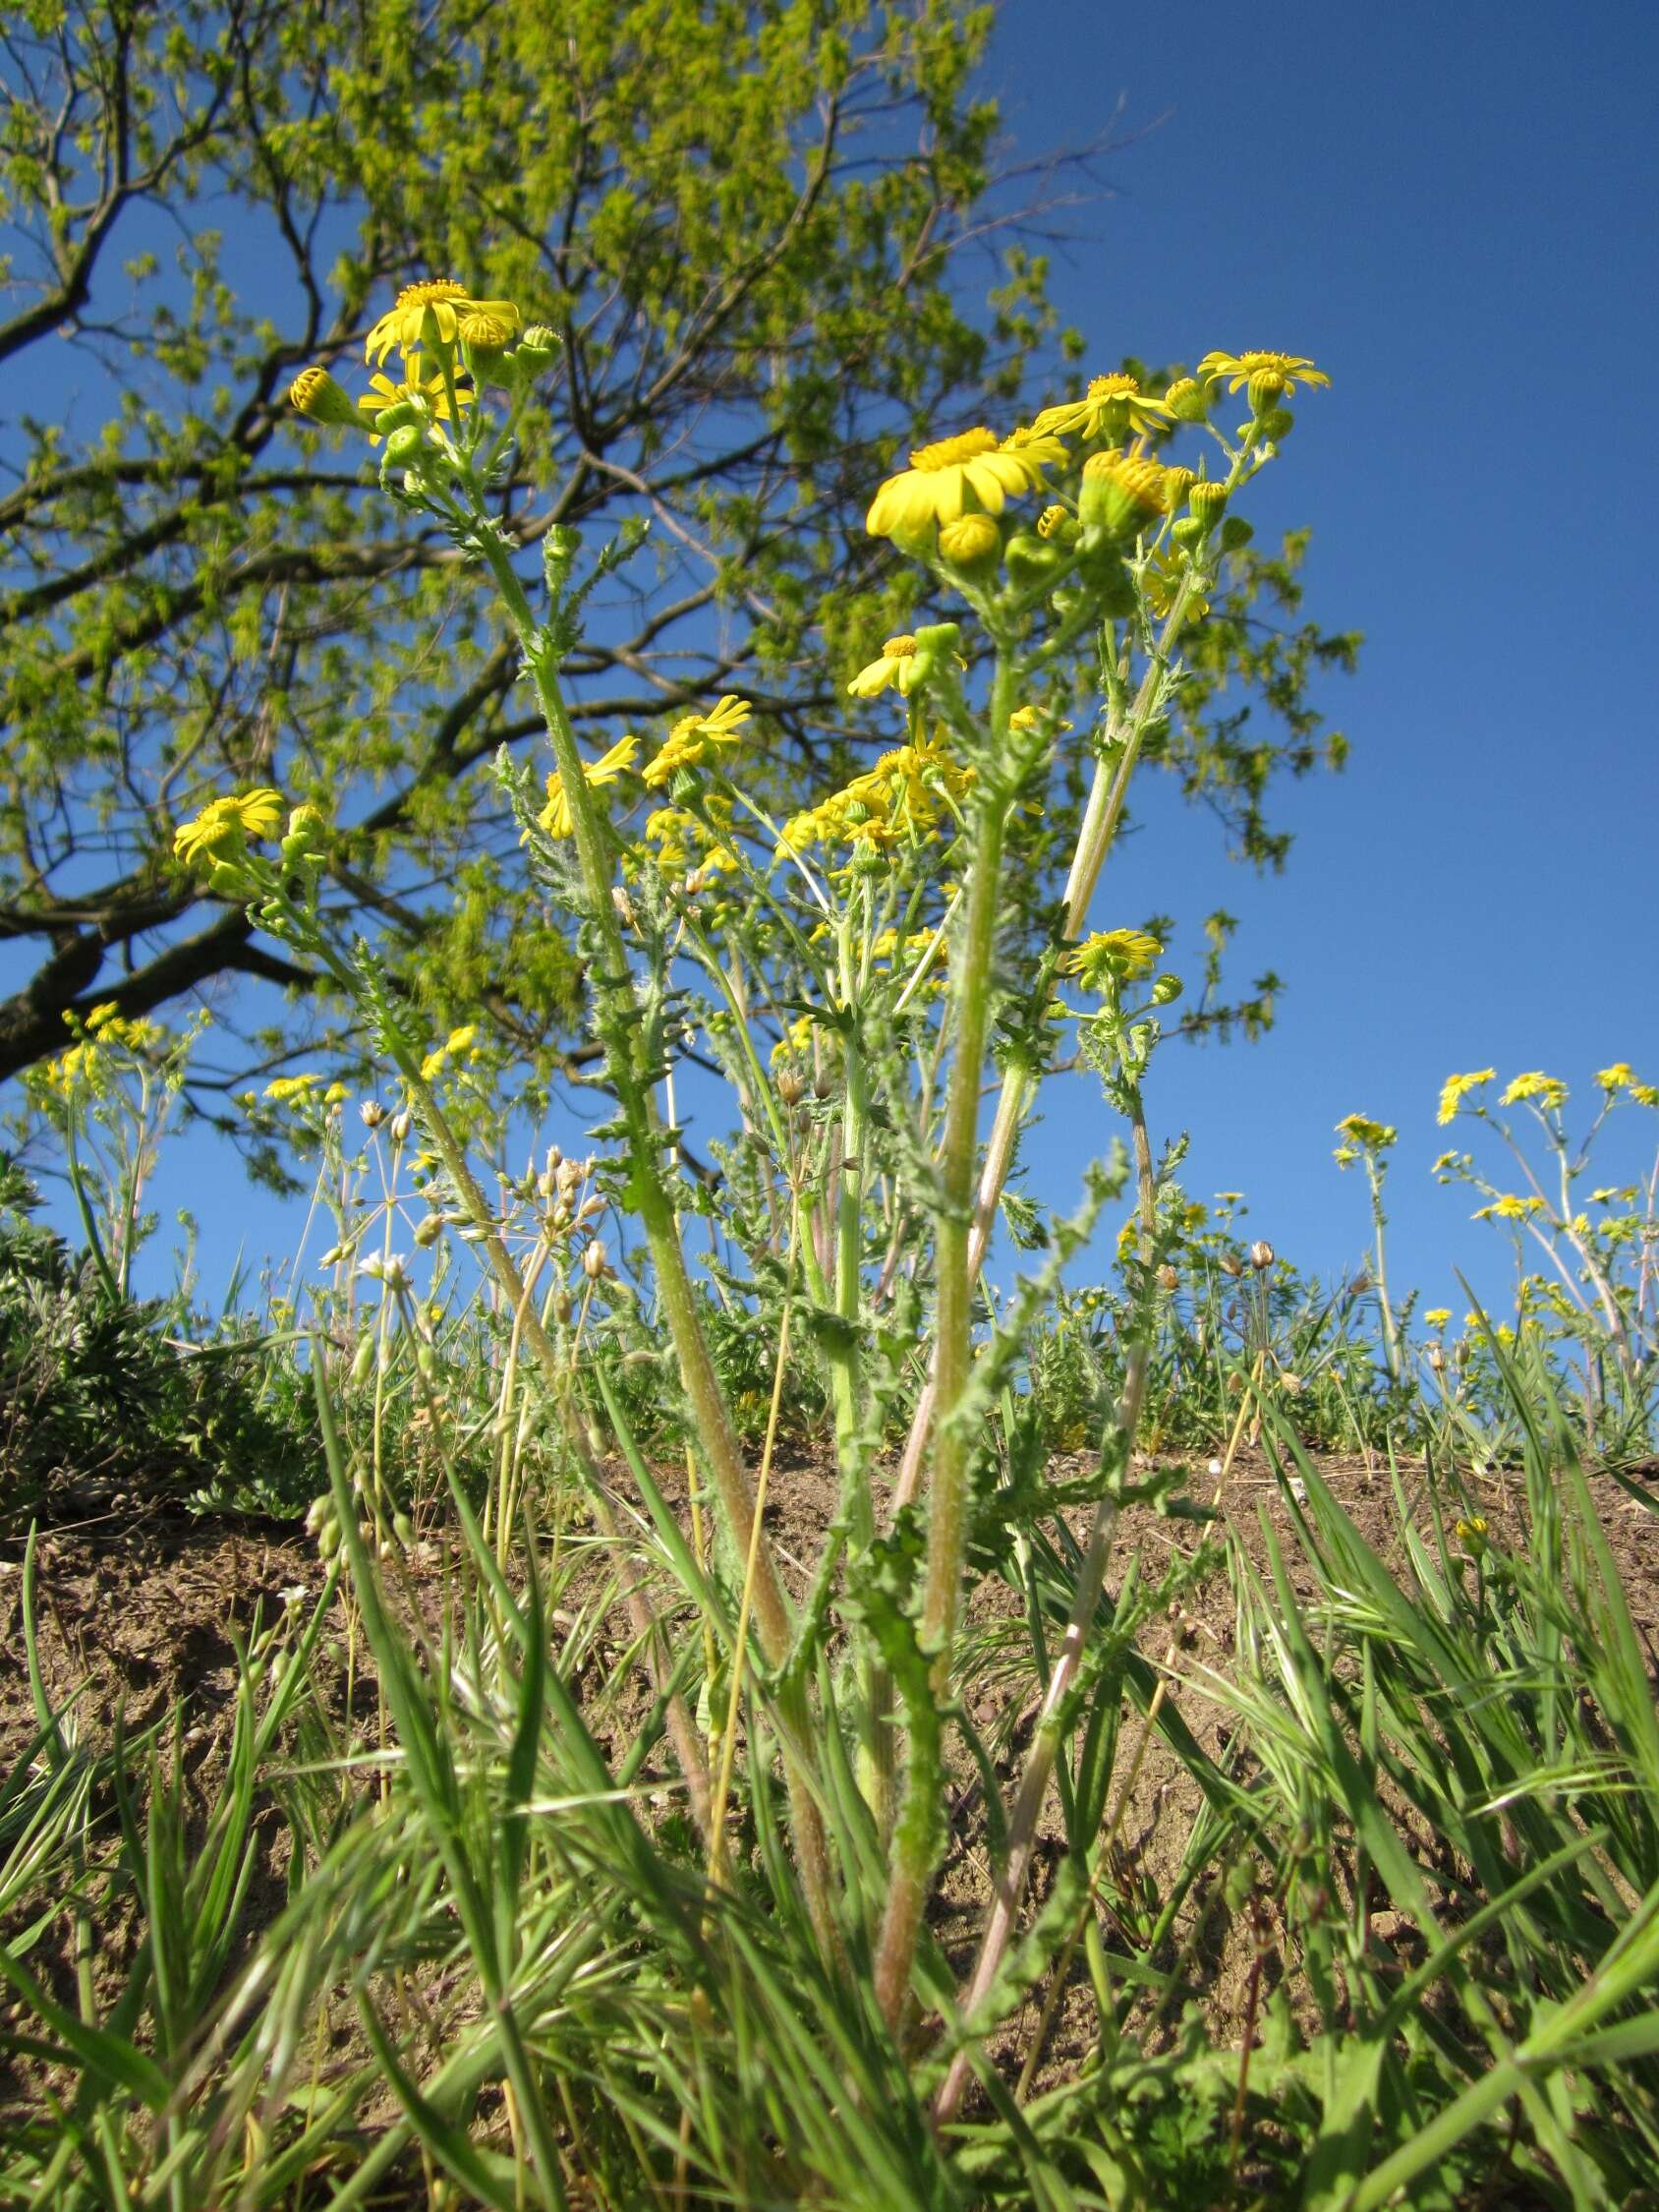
[12,0,1657,1324]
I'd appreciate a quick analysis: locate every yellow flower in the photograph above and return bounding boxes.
[641,696,751,788]
[1424,1308,1451,1330]
[848,637,926,699]
[1335,1113,1397,1150]
[364,280,520,367]
[1077,449,1176,536]
[1063,928,1164,991]
[1143,548,1208,622]
[1596,1062,1637,1091]
[865,427,1061,541]
[358,354,475,442]
[1473,1193,1546,1222]
[264,1073,322,1104]
[1031,373,1173,442]
[1589,1186,1635,1205]
[174,789,285,866]
[1500,1071,1568,1111]
[1196,350,1330,397]
[536,734,639,836]
[1436,1068,1496,1126]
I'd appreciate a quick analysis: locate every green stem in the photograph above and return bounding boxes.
[873,650,1016,2025]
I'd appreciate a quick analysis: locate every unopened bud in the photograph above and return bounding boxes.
[1281,1371,1302,1396]
[937,512,1001,579]
[1164,377,1209,423]
[1219,1252,1244,1278]
[776,1069,805,1106]
[389,1109,413,1144]
[1156,1263,1179,1292]
[1248,1240,1275,1272]
[350,1334,376,1384]
[361,1099,385,1129]
[381,423,426,468]
[582,1239,607,1281]
[1188,480,1229,531]
[414,1214,443,1248]
[289,365,366,432]
[1427,1343,1446,1372]
[1247,368,1288,414]
[611,884,636,928]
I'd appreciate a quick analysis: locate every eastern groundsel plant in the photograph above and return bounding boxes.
[176,293,1328,2141]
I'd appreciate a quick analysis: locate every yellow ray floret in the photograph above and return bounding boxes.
[1436,1068,1496,1126]
[641,696,751,789]
[358,353,475,442]
[865,427,1063,541]
[365,280,521,367]
[1031,374,1173,443]
[1195,349,1330,397]
[174,788,285,866]
[537,735,639,838]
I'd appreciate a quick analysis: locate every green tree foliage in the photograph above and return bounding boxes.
[0,0,1354,1107]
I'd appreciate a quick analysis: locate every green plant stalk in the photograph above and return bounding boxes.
[872,650,1016,2026]
[933,1021,1161,2125]
[1366,1154,1402,1381]
[887,543,1219,1522]
[471,526,837,1955]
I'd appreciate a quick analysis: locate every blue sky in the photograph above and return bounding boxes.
[9,0,1656,1326]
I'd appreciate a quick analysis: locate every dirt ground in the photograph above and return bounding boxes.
[2,1440,1656,2202]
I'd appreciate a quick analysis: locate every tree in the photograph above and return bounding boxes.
[0,0,1354,1112]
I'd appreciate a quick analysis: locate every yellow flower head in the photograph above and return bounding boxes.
[1474,1193,1546,1222]
[1078,448,1175,536]
[536,734,639,837]
[1063,928,1164,992]
[174,788,285,867]
[1424,1308,1452,1330]
[1143,548,1209,622]
[1596,1062,1638,1091]
[848,637,925,700]
[1031,373,1173,443]
[1500,1071,1568,1111]
[641,696,751,789]
[865,426,1059,541]
[1335,1113,1397,1151]
[1437,1068,1496,1126]
[365,281,520,367]
[358,353,476,444]
[264,1073,322,1104]
[1196,350,1330,398]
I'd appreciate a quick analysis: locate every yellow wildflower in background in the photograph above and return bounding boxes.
[1335,1113,1397,1150]
[1032,373,1173,443]
[365,280,521,366]
[1437,1068,1496,1125]
[642,696,751,788]
[1473,1194,1546,1222]
[1063,928,1164,991]
[537,735,639,837]
[865,427,1061,540]
[1500,1071,1568,1110]
[1196,350,1330,397]
[174,789,284,866]
[1424,1308,1452,1330]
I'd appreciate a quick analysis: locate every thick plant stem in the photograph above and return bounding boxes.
[872,658,1015,2026]
[476,536,837,1955]
[934,1034,1162,2124]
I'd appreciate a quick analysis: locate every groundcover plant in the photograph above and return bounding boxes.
[4,288,1659,2211]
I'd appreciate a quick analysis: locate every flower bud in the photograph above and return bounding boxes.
[1256,407,1294,443]
[1164,377,1209,423]
[289,365,366,432]
[1248,1239,1276,1272]
[1077,450,1169,540]
[554,1291,574,1324]
[360,1099,385,1129]
[1003,530,1064,586]
[1036,503,1077,544]
[776,1068,805,1106]
[1188,480,1230,531]
[1427,1342,1446,1372]
[1149,972,1183,1007]
[414,1213,443,1248]
[1156,1263,1179,1292]
[389,1109,413,1144]
[1159,466,1196,513]
[514,325,560,371]
[611,884,636,929]
[582,1239,607,1281]
[350,1334,376,1384]
[1219,1252,1244,1278]
[1247,368,1288,414]
[1281,1371,1302,1396]
[1220,516,1254,553]
[938,512,1001,579]
[381,423,426,468]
